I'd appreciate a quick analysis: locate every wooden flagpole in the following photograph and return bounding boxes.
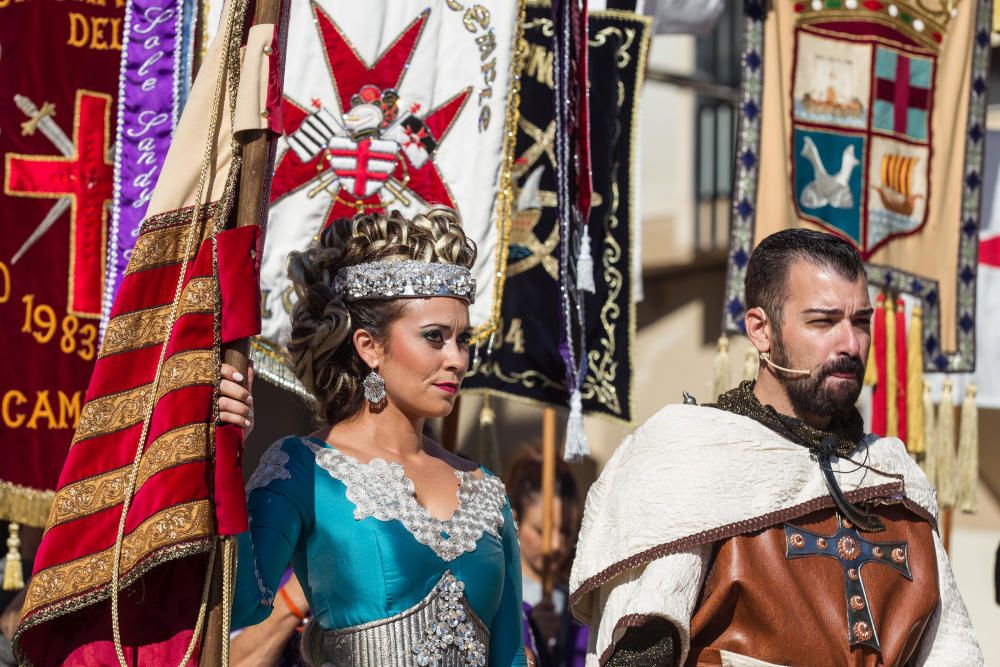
[541,406,557,597]
[199,0,286,661]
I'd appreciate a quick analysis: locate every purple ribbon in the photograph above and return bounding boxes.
[103,0,195,335]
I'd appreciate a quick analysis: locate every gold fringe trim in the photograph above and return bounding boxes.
[0,480,54,527]
[936,380,957,509]
[712,336,731,399]
[743,345,759,382]
[906,306,925,457]
[921,381,937,483]
[957,384,978,513]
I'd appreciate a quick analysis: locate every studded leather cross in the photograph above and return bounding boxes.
[784,514,911,652]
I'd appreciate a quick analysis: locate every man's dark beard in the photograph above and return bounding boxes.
[771,334,865,417]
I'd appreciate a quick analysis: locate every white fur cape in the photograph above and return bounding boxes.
[568,404,982,666]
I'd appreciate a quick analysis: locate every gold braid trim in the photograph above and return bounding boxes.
[20,499,213,618]
[136,423,211,489]
[46,424,210,529]
[72,384,153,446]
[123,204,219,277]
[100,277,218,359]
[0,481,54,528]
[155,349,216,402]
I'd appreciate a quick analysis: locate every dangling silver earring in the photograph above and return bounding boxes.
[363,369,386,404]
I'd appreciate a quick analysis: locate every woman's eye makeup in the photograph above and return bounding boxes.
[422,329,444,343]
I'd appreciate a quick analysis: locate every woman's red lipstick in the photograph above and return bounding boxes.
[434,382,459,394]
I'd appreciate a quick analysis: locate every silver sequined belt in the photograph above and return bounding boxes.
[300,571,490,667]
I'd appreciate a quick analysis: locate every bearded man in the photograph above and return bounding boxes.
[569,229,983,666]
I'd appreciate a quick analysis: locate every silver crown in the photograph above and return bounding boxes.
[333,260,476,303]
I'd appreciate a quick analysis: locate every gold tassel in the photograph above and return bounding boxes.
[885,298,898,437]
[743,345,759,382]
[921,381,937,483]
[713,336,731,398]
[3,522,23,591]
[906,307,925,458]
[478,394,503,475]
[957,384,979,513]
[863,356,878,386]
[936,380,957,509]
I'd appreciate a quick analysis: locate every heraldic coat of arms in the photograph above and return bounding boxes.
[789,1,952,258]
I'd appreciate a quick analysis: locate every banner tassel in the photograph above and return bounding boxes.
[3,522,23,591]
[957,384,979,513]
[936,380,957,510]
[906,306,925,458]
[713,336,731,398]
[563,389,589,463]
[576,226,596,293]
[478,393,503,475]
[743,344,759,382]
[894,298,908,442]
[921,381,937,483]
[885,296,898,437]
[871,293,887,435]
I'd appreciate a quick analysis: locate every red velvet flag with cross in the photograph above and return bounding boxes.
[0,0,123,546]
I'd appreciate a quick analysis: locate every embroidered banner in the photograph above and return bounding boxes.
[234,0,524,394]
[724,0,991,373]
[463,6,650,424]
[0,0,124,527]
[14,0,269,660]
[102,0,200,334]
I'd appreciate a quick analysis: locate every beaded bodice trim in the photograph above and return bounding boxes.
[303,439,506,562]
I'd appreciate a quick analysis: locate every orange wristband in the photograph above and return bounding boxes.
[278,586,306,623]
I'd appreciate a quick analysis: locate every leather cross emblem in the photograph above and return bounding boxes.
[784,514,911,652]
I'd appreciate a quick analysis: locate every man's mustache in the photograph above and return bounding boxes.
[817,356,865,381]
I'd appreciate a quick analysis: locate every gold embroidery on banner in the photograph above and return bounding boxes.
[99,277,217,359]
[72,384,153,446]
[47,423,210,529]
[22,500,212,617]
[465,10,648,425]
[100,306,171,358]
[125,223,193,276]
[48,468,129,528]
[136,423,210,489]
[156,350,216,402]
[124,203,218,277]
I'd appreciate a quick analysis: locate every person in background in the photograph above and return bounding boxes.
[507,451,587,667]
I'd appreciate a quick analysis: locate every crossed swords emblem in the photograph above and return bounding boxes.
[9,94,85,264]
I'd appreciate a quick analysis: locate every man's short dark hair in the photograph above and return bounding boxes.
[744,228,865,330]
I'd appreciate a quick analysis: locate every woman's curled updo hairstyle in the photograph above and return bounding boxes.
[286,207,477,425]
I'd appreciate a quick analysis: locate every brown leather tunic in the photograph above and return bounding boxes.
[687,504,939,667]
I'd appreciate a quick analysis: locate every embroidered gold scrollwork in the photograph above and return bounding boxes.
[22,500,212,616]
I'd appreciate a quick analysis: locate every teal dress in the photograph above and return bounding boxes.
[233,436,526,666]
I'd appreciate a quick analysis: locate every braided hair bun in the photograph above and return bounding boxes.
[286,207,476,425]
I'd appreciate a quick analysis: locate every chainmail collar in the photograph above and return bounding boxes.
[711,381,883,532]
[712,381,865,459]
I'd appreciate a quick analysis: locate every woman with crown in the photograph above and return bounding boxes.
[219,207,526,666]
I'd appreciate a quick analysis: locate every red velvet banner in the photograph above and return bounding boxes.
[0,0,124,511]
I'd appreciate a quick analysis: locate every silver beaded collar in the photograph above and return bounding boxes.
[333,260,476,303]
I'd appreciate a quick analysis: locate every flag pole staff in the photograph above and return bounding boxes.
[541,406,558,597]
[199,0,287,661]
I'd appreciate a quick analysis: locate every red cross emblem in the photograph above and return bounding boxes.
[4,90,112,317]
[270,6,470,226]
